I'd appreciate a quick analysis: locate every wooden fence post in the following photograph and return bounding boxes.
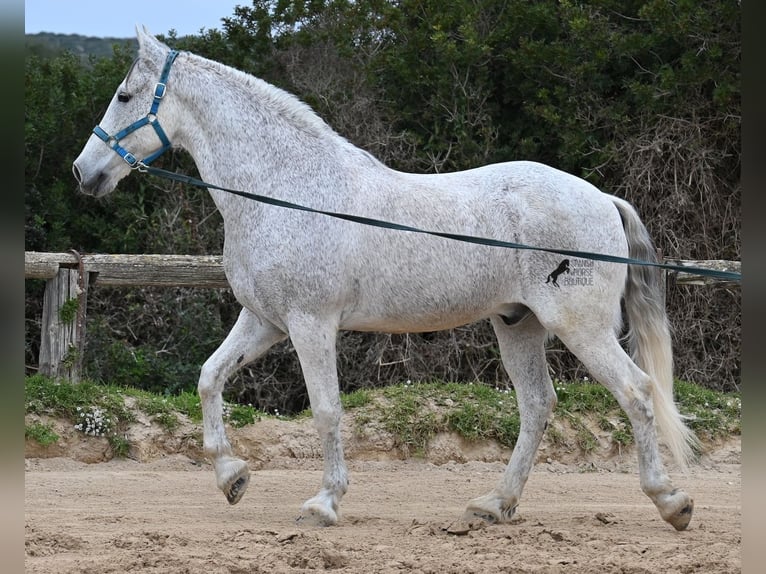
[38,266,89,382]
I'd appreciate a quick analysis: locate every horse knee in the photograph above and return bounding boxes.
[311,404,342,435]
[197,361,221,399]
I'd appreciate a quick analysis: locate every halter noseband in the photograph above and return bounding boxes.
[92,50,179,169]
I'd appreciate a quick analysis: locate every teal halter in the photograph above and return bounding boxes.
[92,50,179,168]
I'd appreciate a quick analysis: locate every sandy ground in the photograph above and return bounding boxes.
[25,434,740,574]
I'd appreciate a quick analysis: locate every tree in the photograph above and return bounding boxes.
[24,1,740,402]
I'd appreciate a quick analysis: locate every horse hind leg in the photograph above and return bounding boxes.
[198,308,287,505]
[289,315,348,526]
[464,313,556,523]
[559,329,693,530]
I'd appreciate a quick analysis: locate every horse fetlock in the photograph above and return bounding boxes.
[214,457,250,505]
[463,492,518,524]
[655,488,694,531]
[331,476,349,498]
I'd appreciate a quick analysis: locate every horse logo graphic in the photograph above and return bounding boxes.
[546,259,570,287]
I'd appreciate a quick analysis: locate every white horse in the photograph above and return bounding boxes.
[73,28,698,530]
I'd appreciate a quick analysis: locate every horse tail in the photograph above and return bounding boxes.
[612,197,699,468]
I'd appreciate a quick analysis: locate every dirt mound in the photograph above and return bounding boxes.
[25,401,738,471]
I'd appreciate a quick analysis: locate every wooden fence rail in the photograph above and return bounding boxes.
[24,251,741,382]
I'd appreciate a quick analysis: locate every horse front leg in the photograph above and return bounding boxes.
[289,315,348,526]
[198,308,286,504]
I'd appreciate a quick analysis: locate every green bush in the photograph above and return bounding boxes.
[24,1,740,411]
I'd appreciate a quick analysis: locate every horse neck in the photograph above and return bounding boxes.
[168,54,349,217]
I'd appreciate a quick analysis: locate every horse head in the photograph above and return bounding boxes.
[72,26,178,197]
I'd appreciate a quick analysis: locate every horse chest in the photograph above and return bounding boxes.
[221,240,342,324]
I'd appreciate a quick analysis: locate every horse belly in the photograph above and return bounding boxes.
[340,306,493,334]
[339,257,517,334]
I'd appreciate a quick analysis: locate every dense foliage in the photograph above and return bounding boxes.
[25,1,740,412]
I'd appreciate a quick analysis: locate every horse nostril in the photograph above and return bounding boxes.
[72,163,83,184]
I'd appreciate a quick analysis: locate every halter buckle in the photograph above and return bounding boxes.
[154,82,167,99]
[123,152,138,167]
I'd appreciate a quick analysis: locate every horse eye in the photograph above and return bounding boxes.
[117,92,131,103]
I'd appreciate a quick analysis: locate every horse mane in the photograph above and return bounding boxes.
[184,51,340,141]
[136,28,380,166]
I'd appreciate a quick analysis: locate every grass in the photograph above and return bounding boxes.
[25,374,740,459]
[25,421,59,447]
[26,374,135,453]
[341,388,373,409]
[224,403,259,428]
[673,380,742,438]
[133,389,202,423]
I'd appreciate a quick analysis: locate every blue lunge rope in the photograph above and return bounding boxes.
[138,165,741,283]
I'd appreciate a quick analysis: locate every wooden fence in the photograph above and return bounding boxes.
[24,251,741,383]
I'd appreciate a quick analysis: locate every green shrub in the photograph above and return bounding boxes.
[25,422,59,447]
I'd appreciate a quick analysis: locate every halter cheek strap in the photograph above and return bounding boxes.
[93,50,179,169]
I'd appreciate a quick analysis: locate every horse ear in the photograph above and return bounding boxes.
[135,25,170,58]
[135,24,151,45]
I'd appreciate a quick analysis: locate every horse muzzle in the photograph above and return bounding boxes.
[72,160,116,198]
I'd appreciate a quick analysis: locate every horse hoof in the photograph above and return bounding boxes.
[462,509,499,524]
[659,490,694,531]
[296,498,338,527]
[667,498,694,531]
[224,472,250,505]
[463,493,516,525]
[215,457,250,505]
